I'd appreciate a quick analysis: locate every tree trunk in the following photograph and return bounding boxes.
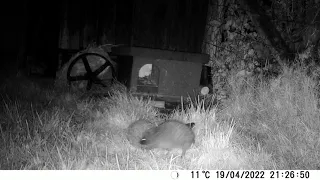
[241,0,295,65]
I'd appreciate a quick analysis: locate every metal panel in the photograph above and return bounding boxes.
[130,57,202,98]
[112,46,209,101]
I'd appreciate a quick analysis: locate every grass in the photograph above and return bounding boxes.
[0,64,320,170]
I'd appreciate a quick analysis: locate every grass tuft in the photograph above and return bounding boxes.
[1,64,320,169]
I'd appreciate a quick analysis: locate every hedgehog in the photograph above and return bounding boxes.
[126,119,156,148]
[140,120,195,157]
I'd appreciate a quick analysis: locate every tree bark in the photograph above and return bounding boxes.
[241,0,295,65]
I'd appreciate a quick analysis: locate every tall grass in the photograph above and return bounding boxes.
[0,64,319,169]
[221,65,320,169]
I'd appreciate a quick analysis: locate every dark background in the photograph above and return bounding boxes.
[0,0,208,80]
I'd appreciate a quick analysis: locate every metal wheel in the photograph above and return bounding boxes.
[67,52,116,90]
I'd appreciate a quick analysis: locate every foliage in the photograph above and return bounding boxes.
[204,0,320,101]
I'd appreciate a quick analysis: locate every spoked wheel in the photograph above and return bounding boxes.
[67,52,116,90]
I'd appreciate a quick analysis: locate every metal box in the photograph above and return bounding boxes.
[112,46,209,103]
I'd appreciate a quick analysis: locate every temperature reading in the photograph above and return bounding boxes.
[191,171,210,179]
